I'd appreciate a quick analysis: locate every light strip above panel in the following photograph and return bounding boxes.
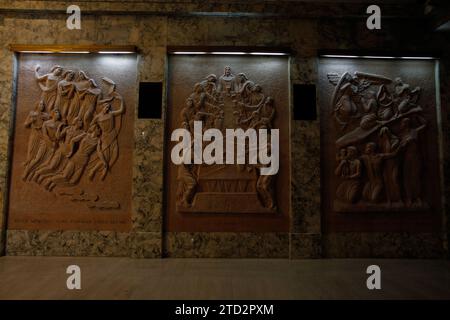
[249,52,289,56]
[171,51,289,56]
[320,54,436,60]
[9,45,138,54]
[97,51,136,54]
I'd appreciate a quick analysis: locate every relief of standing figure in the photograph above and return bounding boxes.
[399,117,426,207]
[23,100,50,168]
[379,126,402,206]
[360,142,399,203]
[335,146,362,204]
[34,65,64,112]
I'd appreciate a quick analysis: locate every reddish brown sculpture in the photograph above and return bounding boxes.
[175,66,278,213]
[8,55,135,231]
[328,71,429,212]
[21,65,127,208]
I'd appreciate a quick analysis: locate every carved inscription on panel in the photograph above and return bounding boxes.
[175,66,277,214]
[328,71,429,212]
[22,65,124,209]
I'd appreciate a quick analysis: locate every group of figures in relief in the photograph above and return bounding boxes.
[22,65,125,209]
[328,71,429,211]
[176,66,277,211]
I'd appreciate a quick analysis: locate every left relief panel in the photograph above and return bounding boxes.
[7,53,137,231]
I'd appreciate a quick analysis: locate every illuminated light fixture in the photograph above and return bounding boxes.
[172,51,208,54]
[59,51,90,54]
[171,51,289,56]
[399,56,435,60]
[10,45,138,54]
[249,52,288,56]
[321,55,360,58]
[19,51,53,54]
[321,54,435,60]
[211,52,247,55]
[360,56,397,59]
[98,51,135,54]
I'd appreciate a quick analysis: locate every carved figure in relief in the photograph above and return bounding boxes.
[328,71,429,211]
[88,77,125,180]
[336,147,347,163]
[43,124,104,191]
[236,73,255,103]
[399,117,426,207]
[359,91,380,130]
[394,77,421,114]
[189,83,222,131]
[23,101,50,169]
[175,66,278,212]
[217,66,236,94]
[75,70,90,90]
[360,142,400,203]
[376,84,395,121]
[23,65,127,209]
[250,84,265,106]
[55,70,77,119]
[35,116,85,183]
[335,146,362,204]
[34,65,64,112]
[23,108,63,181]
[235,87,268,129]
[77,79,101,129]
[177,163,197,207]
[201,74,218,97]
[236,73,250,92]
[248,96,275,130]
[256,136,276,210]
[379,126,402,205]
[89,101,123,180]
[180,97,197,134]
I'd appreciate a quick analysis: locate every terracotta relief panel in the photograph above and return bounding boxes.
[7,54,137,231]
[166,55,290,232]
[319,58,442,232]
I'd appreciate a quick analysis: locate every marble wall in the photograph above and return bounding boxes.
[0,2,448,258]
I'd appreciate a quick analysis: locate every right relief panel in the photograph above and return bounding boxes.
[319,58,442,233]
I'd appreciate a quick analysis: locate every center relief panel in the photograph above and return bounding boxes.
[7,54,137,231]
[165,55,290,232]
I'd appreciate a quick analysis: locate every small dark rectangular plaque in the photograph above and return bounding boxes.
[138,82,162,119]
[293,83,317,120]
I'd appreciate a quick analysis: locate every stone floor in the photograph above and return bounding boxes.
[0,257,448,299]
